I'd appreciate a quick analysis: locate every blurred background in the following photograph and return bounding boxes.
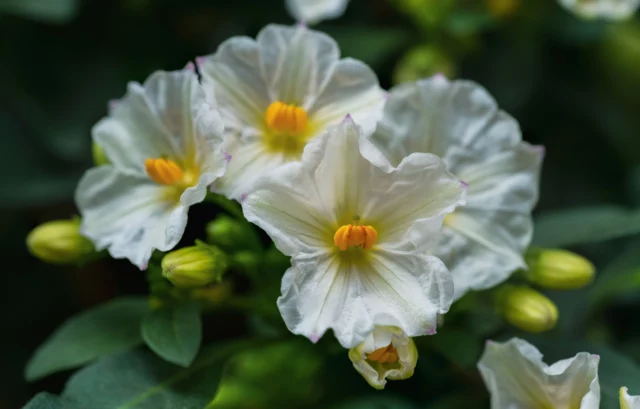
[3,0,640,408]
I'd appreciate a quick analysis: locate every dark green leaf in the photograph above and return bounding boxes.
[533,206,640,247]
[526,336,640,409]
[0,0,79,23]
[22,393,78,409]
[331,396,416,409]
[142,301,202,367]
[431,327,483,369]
[324,26,410,68]
[61,340,260,409]
[25,297,148,381]
[208,340,322,409]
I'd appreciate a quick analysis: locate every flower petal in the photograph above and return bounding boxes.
[277,249,453,348]
[309,58,385,136]
[621,387,640,409]
[285,0,350,24]
[558,0,639,20]
[94,69,204,174]
[478,338,600,409]
[75,166,188,269]
[257,24,339,108]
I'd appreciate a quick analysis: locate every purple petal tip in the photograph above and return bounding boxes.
[343,114,354,123]
[140,263,148,271]
[460,180,469,189]
[309,334,320,343]
[195,56,206,67]
[184,61,195,72]
[425,328,437,335]
[224,152,232,164]
[534,145,546,156]
[297,20,307,28]
[239,193,248,203]
[108,99,119,111]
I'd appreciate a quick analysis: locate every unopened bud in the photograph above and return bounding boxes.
[496,286,558,333]
[26,218,96,265]
[161,242,228,288]
[393,45,456,85]
[92,143,110,166]
[348,326,418,390]
[206,215,261,252]
[487,0,519,18]
[524,248,595,290]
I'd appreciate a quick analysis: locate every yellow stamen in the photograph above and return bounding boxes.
[334,224,377,251]
[367,344,399,364]
[145,158,186,185]
[265,101,308,135]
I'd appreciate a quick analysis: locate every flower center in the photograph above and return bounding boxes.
[334,224,377,251]
[263,101,309,156]
[367,344,399,364]
[145,158,197,188]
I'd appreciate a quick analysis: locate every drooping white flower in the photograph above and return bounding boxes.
[197,24,385,200]
[75,67,227,269]
[242,117,466,348]
[621,387,640,409]
[348,326,418,390]
[285,0,350,24]
[371,76,543,301]
[478,338,600,409]
[558,0,639,20]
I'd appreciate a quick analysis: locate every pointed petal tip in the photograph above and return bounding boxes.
[460,180,469,189]
[239,193,248,203]
[309,334,321,343]
[297,20,307,28]
[224,152,232,164]
[534,145,546,157]
[184,61,195,72]
[195,56,206,68]
[425,328,437,335]
[108,99,119,111]
[342,113,354,123]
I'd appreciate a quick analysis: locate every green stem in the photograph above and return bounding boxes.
[206,192,245,220]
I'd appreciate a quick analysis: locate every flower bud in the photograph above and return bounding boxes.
[496,286,558,333]
[161,242,228,288]
[92,142,110,166]
[26,218,96,265]
[393,45,456,85]
[348,326,418,390]
[206,215,261,252]
[487,0,519,18]
[524,248,595,290]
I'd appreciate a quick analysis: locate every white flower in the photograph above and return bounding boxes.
[348,326,418,390]
[478,338,600,409]
[285,0,350,24]
[371,76,543,301]
[242,117,466,348]
[75,67,227,269]
[621,387,640,409]
[558,0,639,20]
[197,24,385,200]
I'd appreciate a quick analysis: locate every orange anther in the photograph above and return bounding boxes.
[265,101,308,135]
[145,158,184,185]
[334,224,377,251]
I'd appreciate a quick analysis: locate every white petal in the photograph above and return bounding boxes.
[94,69,205,174]
[277,249,453,348]
[478,338,600,409]
[371,78,542,298]
[309,58,386,136]
[621,387,640,409]
[558,0,639,19]
[286,0,350,24]
[75,166,188,269]
[257,24,339,108]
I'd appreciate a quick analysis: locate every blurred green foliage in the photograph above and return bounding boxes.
[4,0,640,408]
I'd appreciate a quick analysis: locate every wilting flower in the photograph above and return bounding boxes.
[76,67,227,269]
[286,0,350,24]
[621,387,640,409]
[478,338,600,409]
[243,117,466,347]
[348,326,418,389]
[197,24,385,200]
[371,76,543,300]
[558,0,639,20]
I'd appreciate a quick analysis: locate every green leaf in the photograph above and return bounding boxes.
[208,340,322,409]
[0,0,79,23]
[142,301,202,367]
[444,10,496,36]
[25,297,148,381]
[532,206,640,247]
[331,396,416,409]
[324,26,410,68]
[61,339,261,409]
[527,336,640,409]
[22,393,79,409]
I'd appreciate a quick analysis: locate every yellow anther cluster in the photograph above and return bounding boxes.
[334,224,377,251]
[145,158,185,185]
[265,101,308,135]
[367,344,399,364]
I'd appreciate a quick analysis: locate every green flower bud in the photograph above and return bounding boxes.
[524,248,595,290]
[393,45,456,85]
[92,142,110,166]
[205,215,261,252]
[348,326,418,390]
[496,286,558,333]
[161,242,228,288]
[26,218,96,265]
